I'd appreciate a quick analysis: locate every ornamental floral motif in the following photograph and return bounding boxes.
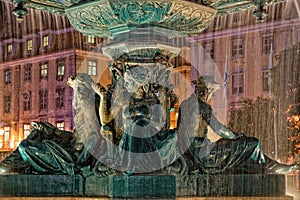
[65,0,217,37]
[111,1,171,25]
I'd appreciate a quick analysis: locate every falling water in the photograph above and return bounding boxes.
[293,0,300,20]
[0,0,300,198]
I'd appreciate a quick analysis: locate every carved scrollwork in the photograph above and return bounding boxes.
[161,1,216,34]
[10,0,280,26]
[65,0,217,37]
[111,1,171,25]
[67,1,119,36]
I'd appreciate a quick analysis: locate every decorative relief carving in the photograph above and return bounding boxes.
[67,1,119,37]
[161,1,216,34]
[65,0,217,37]
[9,0,280,25]
[111,1,171,25]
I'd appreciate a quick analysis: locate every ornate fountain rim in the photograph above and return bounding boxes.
[8,0,284,35]
[64,0,217,38]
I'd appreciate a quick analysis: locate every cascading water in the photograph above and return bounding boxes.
[0,0,300,198]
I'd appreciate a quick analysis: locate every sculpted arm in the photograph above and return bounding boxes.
[92,83,121,125]
[198,98,237,139]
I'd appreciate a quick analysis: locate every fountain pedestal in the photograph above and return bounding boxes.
[1,0,296,200]
[85,175,176,198]
[0,174,291,198]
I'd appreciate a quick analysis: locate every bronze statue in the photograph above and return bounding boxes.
[0,53,297,176]
[179,76,297,174]
[93,64,177,174]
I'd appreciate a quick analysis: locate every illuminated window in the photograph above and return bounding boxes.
[23,124,31,139]
[56,121,64,130]
[40,63,48,79]
[203,41,214,60]
[231,38,244,58]
[4,69,11,84]
[43,36,49,47]
[232,71,244,95]
[4,127,10,147]
[24,64,31,81]
[88,60,97,76]
[39,90,48,110]
[27,39,33,51]
[88,35,95,43]
[4,95,11,113]
[56,87,65,108]
[0,129,3,148]
[7,44,12,53]
[262,34,273,54]
[57,59,65,81]
[23,91,31,111]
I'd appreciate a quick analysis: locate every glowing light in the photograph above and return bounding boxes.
[0,129,3,136]
[0,168,6,173]
[10,137,15,149]
[10,142,15,149]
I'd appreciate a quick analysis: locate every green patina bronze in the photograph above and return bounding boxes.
[1,0,297,198]
[7,0,283,36]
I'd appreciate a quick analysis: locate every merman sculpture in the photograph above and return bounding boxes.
[0,52,296,176]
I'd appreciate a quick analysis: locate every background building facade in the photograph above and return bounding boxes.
[0,2,111,154]
[0,1,299,166]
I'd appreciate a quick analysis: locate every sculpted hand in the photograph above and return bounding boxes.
[233,132,245,139]
[92,83,107,97]
[216,126,237,139]
[67,75,76,88]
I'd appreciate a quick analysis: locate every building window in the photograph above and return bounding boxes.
[0,129,3,148]
[24,64,31,81]
[23,91,31,111]
[4,127,10,146]
[40,63,48,79]
[262,34,273,54]
[56,87,65,108]
[27,39,33,51]
[39,90,48,110]
[231,38,244,58]
[43,36,49,47]
[56,121,65,130]
[88,35,95,44]
[4,69,11,84]
[232,71,244,95]
[262,70,269,92]
[57,59,65,81]
[7,44,13,53]
[23,124,31,139]
[203,42,214,60]
[88,60,97,76]
[4,95,11,113]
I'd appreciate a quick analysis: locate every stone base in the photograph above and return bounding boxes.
[0,173,288,198]
[177,174,287,197]
[85,175,176,198]
[0,196,295,200]
[0,174,84,197]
